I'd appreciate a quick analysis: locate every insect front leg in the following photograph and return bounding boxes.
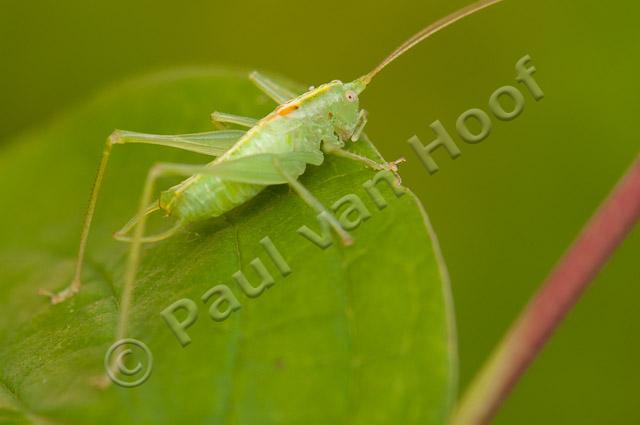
[350,109,369,142]
[322,141,406,182]
[327,109,403,179]
[40,129,243,304]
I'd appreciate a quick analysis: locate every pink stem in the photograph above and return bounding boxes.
[450,156,640,425]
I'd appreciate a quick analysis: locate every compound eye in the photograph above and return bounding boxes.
[345,90,357,103]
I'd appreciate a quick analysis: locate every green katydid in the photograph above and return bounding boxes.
[41,0,505,346]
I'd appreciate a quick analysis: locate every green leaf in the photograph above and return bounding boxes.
[0,68,456,424]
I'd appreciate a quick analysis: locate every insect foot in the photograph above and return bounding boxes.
[38,279,81,304]
[384,157,406,184]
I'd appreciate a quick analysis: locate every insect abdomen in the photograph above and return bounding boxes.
[160,178,265,222]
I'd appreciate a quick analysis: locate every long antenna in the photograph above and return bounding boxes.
[361,0,505,85]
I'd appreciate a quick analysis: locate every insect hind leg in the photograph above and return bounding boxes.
[113,203,185,243]
[114,161,185,342]
[40,128,240,305]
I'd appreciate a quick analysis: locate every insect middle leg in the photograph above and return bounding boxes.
[40,129,243,304]
[249,71,298,104]
[210,111,258,129]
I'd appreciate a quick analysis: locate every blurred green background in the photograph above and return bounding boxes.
[1,0,638,423]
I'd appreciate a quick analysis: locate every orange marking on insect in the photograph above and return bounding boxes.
[277,103,300,116]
